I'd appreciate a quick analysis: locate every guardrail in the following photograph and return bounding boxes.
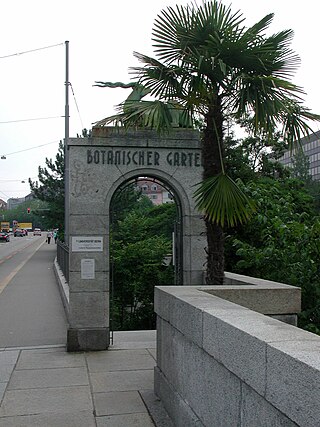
[56,240,69,283]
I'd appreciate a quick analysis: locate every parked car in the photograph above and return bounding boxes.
[33,228,42,236]
[14,228,25,237]
[0,231,10,242]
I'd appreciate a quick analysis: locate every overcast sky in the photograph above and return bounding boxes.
[1,0,319,202]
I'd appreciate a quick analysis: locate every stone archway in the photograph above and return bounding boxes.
[66,127,206,351]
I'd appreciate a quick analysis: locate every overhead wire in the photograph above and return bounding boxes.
[1,140,60,157]
[0,43,64,60]
[70,83,84,130]
[0,116,63,124]
[0,41,86,163]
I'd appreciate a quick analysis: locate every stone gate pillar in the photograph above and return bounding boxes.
[66,127,206,351]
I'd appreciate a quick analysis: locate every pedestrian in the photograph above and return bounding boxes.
[47,230,53,244]
[53,230,58,244]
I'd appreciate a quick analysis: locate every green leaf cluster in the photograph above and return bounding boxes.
[225,177,320,333]
[110,194,176,330]
[29,140,65,237]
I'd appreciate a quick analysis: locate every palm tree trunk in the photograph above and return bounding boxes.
[202,99,225,284]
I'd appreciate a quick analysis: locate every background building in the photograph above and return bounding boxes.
[278,130,320,180]
[6,193,34,210]
[0,199,7,210]
[136,179,174,205]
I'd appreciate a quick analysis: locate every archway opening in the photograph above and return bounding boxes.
[109,175,182,333]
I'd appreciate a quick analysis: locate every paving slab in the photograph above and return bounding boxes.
[0,383,7,402]
[0,331,172,426]
[0,385,92,417]
[16,348,85,370]
[86,348,156,372]
[0,410,96,427]
[110,330,156,349]
[90,370,154,393]
[96,413,155,427]
[93,390,148,416]
[0,350,20,365]
[7,366,89,390]
[0,365,16,383]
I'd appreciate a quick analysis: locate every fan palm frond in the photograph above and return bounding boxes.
[194,173,255,227]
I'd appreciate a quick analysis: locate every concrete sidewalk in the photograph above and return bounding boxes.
[0,331,173,427]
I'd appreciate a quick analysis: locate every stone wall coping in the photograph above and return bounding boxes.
[154,284,320,426]
[68,127,201,149]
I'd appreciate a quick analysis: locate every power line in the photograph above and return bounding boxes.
[0,43,64,60]
[70,83,84,130]
[0,116,63,124]
[1,140,60,157]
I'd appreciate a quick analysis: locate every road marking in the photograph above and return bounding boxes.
[0,241,46,295]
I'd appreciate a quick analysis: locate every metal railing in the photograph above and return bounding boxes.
[56,240,69,283]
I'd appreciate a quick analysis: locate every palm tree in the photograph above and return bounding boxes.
[95,1,320,284]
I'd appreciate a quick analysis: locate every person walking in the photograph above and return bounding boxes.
[53,230,58,244]
[47,230,53,244]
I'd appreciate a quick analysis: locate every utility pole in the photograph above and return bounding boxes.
[64,40,70,245]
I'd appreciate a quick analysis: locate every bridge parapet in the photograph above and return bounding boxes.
[154,278,320,427]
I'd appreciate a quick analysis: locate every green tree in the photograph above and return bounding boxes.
[96,1,320,284]
[290,148,312,182]
[110,199,175,330]
[1,199,48,230]
[29,140,65,237]
[224,177,320,333]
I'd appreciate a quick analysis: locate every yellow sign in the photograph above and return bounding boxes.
[18,222,33,230]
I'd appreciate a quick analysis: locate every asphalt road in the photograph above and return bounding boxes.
[0,237,68,348]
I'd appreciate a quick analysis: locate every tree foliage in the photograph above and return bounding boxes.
[29,140,65,236]
[225,177,320,334]
[110,192,176,330]
[1,199,49,230]
[96,0,320,283]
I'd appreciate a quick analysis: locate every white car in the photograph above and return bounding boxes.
[33,228,42,236]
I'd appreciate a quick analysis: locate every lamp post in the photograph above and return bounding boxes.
[64,40,69,245]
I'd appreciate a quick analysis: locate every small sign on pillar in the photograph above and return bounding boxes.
[81,259,95,279]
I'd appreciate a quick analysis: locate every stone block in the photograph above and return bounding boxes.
[179,335,241,426]
[155,319,180,390]
[183,269,204,285]
[266,340,320,427]
[69,252,108,273]
[183,234,207,272]
[203,286,301,315]
[269,314,298,326]
[241,382,299,427]
[69,214,109,235]
[169,295,204,348]
[67,328,109,352]
[154,287,173,321]
[68,271,109,292]
[154,366,204,427]
[182,214,206,237]
[68,291,109,328]
[203,309,267,395]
